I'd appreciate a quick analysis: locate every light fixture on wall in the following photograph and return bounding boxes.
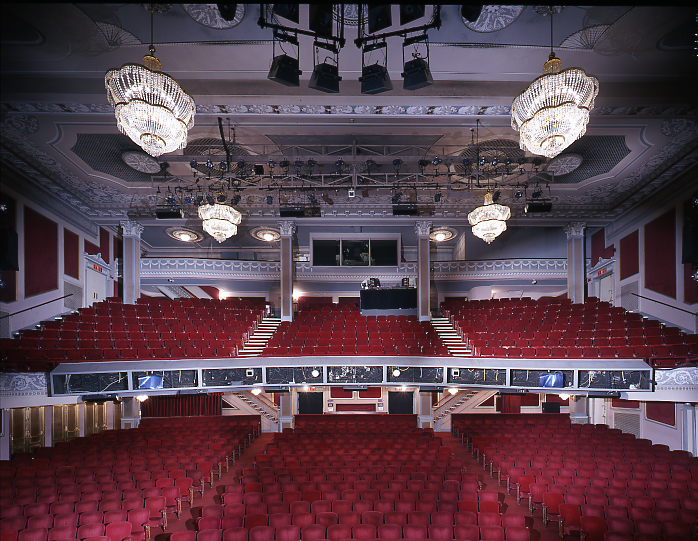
[105,7,195,157]
[198,203,242,242]
[511,8,598,158]
[468,192,511,244]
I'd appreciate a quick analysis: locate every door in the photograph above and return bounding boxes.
[388,391,414,414]
[298,392,323,414]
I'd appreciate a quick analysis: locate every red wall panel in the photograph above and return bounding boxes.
[521,393,540,407]
[99,228,110,264]
[84,239,100,256]
[114,236,123,260]
[0,196,17,303]
[359,387,382,399]
[612,399,639,409]
[545,394,569,406]
[684,198,698,304]
[590,228,615,267]
[644,209,676,298]
[330,388,353,399]
[24,206,58,297]
[199,285,220,299]
[64,228,79,279]
[645,402,675,426]
[336,403,376,412]
[620,230,639,280]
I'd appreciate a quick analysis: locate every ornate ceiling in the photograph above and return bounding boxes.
[1,4,696,251]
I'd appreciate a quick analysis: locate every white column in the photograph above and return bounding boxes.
[278,220,296,322]
[415,221,432,321]
[120,221,143,305]
[564,222,587,304]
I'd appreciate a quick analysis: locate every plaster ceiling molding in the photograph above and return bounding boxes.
[560,25,610,50]
[182,4,245,29]
[462,5,525,33]
[546,154,583,176]
[70,134,157,183]
[122,151,162,174]
[547,136,630,185]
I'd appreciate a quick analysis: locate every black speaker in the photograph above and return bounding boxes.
[368,4,392,33]
[273,4,299,23]
[400,4,425,25]
[217,4,238,21]
[542,402,561,414]
[309,4,334,37]
[268,55,302,87]
[392,205,419,216]
[0,226,19,271]
[525,201,553,213]
[279,207,305,218]
[155,209,182,219]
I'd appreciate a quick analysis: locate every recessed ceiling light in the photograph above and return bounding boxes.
[251,227,281,242]
[166,227,204,243]
[429,228,457,242]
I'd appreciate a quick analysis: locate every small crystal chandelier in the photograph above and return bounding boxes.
[468,192,511,244]
[511,9,598,159]
[105,7,195,157]
[198,203,242,243]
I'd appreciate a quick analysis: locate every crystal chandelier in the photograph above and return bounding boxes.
[198,204,242,243]
[511,10,598,159]
[468,192,511,244]
[105,9,195,157]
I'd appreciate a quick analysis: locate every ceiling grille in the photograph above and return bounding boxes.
[551,136,631,184]
[71,134,152,182]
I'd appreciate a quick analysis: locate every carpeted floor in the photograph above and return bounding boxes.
[153,430,562,541]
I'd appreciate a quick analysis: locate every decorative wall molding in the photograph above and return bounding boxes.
[140,258,567,282]
[432,259,568,280]
[654,367,698,391]
[0,372,49,398]
[3,102,696,118]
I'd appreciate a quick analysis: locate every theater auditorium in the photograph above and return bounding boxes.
[1,4,697,541]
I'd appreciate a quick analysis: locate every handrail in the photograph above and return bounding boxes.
[253,392,281,413]
[433,392,459,410]
[0,294,73,320]
[631,293,697,316]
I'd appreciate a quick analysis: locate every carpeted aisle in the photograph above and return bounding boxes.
[438,432,560,541]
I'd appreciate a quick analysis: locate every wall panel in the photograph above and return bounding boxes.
[64,228,79,279]
[24,206,58,297]
[620,230,639,280]
[644,209,676,298]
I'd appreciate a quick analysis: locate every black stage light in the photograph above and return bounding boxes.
[206,195,216,205]
[400,4,425,25]
[254,164,265,175]
[402,57,433,90]
[514,190,523,199]
[368,4,392,34]
[189,160,198,169]
[434,191,441,203]
[518,157,526,165]
[492,190,501,202]
[237,160,245,169]
[462,159,471,166]
[525,201,553,213]
[461,5,483,22]
[294,160,303,170]
[360,63,393,94]
[231,194,241,205]
[217,4,238,21]
[268,54,302,87]
[219,161,227,171]
[309,62,342,93]
[266,195,273,205]
[155,209,182,219]
[280,160,289,169]
[217,193,226,203]
[309,4,334,37]
[273,4,299,23]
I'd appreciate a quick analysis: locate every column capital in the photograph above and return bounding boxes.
[564,221,586,240]
[414,220,433,238]
[277,220,297,237]
[120,220,144,239]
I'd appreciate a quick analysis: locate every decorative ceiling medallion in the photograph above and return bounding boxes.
[166,227,204,242]
[95,22,142,47]
[560,25,610,50]
[182,4,245,29]
[546,153,583,176]
[462,5,524,33]
[532,6,563,15]
[251,226,281,242]
[334,4,363,26]
[121,150,162,173]
[430,227,458,242]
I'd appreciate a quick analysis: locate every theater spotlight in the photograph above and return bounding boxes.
[514,190,523,199]
[294,160,303,171]
[434,191,442,203]
[266,195,273,205]
[309,59,342,93]
[219,161,227,171]
[492,190,501,203]
[348,188,356,198]
[402,34,433,90]
[368,4,392,33]
[231,194,241,205]
[217,3,238,21]
[461,5,483,23]
[418,159,429,172]
[273,4,299,23]
[307,159,316,170]
[268,54,302,87]
[217,193,226,203]
[366,159,376,171]
[360,63,392,94]
[237,160,246,170]
[400,4,425,25]
[309,4,334,37]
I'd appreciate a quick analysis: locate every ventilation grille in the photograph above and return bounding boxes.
[64,282,83,311]
[552,135,631,184]
[70,134,152,183]
[614,411,641,438]
[0,311,9,339]
[620,281,639,312]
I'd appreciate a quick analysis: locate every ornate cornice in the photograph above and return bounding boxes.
[0,372,48,398]
[139,258,567,282]
[654,367,698,391]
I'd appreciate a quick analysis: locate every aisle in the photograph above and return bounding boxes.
[154,433,276,539]
[438,432,560,541]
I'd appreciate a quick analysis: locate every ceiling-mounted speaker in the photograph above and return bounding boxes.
[360,63,393,94]
[268,55,302,87]
[217,3,238,21]
[400,4,425,25]
[368,4,392,33]
[402,58,433,90]
[392,205,419,216]
[279,207,306,218]
[461,5,483,22]
[155,209,183,219]
[309,62,342,93]
[309,4,334,37]
[524,201,553,213]
[273,4,299,23]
